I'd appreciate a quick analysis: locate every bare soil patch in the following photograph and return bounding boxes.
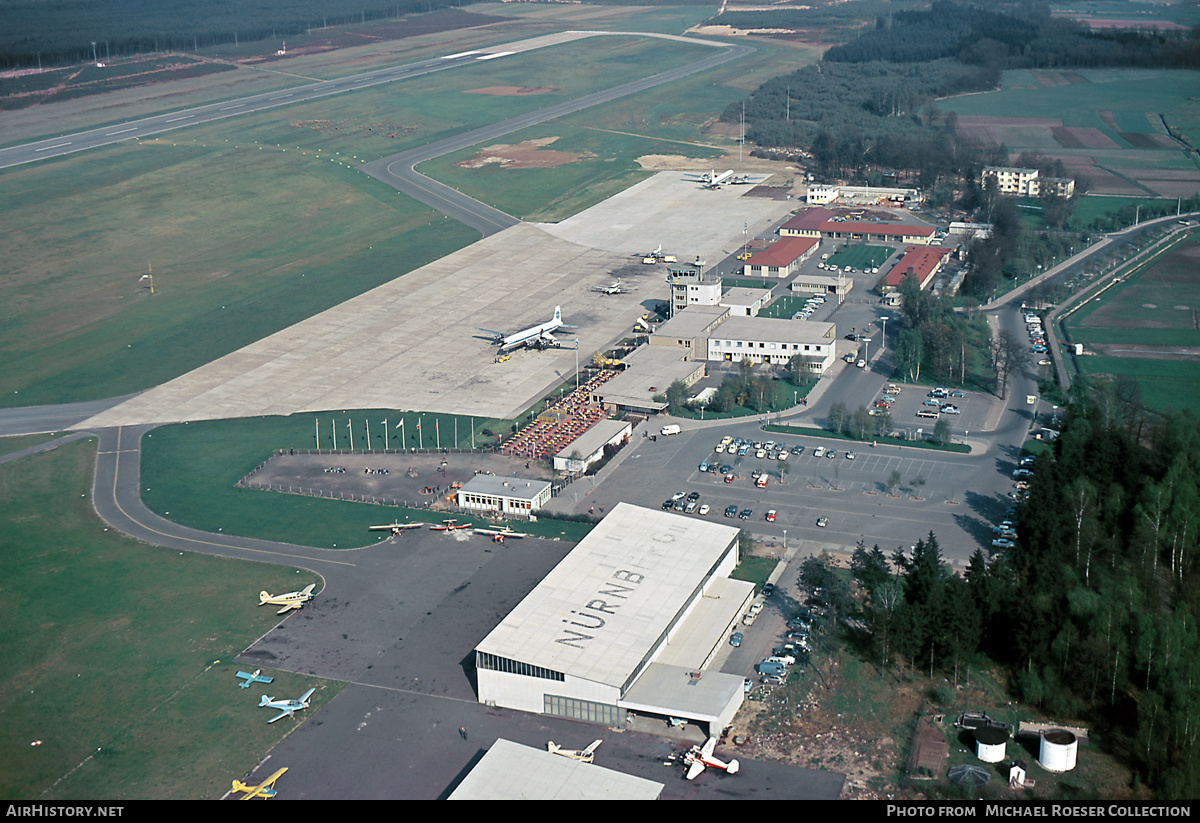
[465,85,557,96]
[455,136,593,170]
[1052,126,1119,150]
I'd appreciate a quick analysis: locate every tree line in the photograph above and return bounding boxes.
[847,393,1200,798]
[0,0,473,69]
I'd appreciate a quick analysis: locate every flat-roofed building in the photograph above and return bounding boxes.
[448,739,664,800]
[720,286,772,316]
[707,316,836,373]
[790,273,853,297]
[669,275,722,314]
[456,474,552,519]
[591,346,705,417]
[648,305,729,356]
[474,503,752,734]
[982,166,1074,198]
[553,419,632,474]
[741,236,820,279]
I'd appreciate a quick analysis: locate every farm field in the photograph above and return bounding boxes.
[943,67,1200,199]
[0,439,334,800]
[1065,231,1200,414]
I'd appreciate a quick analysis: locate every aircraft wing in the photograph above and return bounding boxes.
[299,584,315,597]
[700,738,717,758]
[267,709,292,724]
[686,759,706,780]
[299,687,316,703]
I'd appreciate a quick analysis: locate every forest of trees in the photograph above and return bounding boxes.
[0,0,474,69]
[844,393,1200,798]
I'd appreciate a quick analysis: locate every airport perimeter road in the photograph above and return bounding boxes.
[359,40,754,235]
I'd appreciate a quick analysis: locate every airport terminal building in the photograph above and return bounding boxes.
[474,503,752,734]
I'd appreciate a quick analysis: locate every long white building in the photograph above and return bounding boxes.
[474,503,752,734]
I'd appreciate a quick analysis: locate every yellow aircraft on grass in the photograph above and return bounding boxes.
[231,767,288,799]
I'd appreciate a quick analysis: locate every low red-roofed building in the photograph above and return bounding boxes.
[879,246,953,304]
[742,236,820,278]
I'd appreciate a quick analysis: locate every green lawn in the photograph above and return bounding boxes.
[0,440,336,799]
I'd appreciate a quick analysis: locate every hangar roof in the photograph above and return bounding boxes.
[475,503,740,691]
[448,739,663,800]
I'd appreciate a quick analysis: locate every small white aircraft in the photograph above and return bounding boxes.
[235,669,274,689]
[231,766,288,799]
[259,584,316,614]
[369,521,423,535]
[685,169,735,189]
[593,279,636,295]
[682,737,740,780]
[259,687,316,723]
[478,306,571,352]
[547,739,603,763]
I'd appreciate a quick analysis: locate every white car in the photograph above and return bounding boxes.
[812,446,826,457]
[698,504,710,516]
[816,517,829,528]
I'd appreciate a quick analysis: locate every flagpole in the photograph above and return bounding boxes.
[436,419,440,450]
[419,417,423,450]
[315,419,320,452]
[365,419,371,452]
[383,420,388,451]
[331,419,336,451]
[348,419,354,451]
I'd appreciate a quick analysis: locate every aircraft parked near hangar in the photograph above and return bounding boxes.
[431,519,472,531]
[259,584,316,614]
[547,739,602,763]
[369,521,423,535]
[260,687,316,723]
[683,738,740,780]
[592,279,636,295]
[231,767,288,799]
[478,306,571,351]
[474,525,529,542]
[685,169,734,189]
[235,669,274,689]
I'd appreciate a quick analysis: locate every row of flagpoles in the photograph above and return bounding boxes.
[315,417,473,452]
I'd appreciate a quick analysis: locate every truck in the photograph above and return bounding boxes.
[661,424,680,436]
[755,474,768,488]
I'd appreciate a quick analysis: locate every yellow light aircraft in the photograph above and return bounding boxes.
[231,767,288,799]
[473,525,529,543]
[259,584,316,614]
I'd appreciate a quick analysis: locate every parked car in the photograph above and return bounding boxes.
[765,510,777,522]
[729,631,744,647]
[992,538,1015,549]
[816,517,829,528]
[698,504,710,516]
[940,404,960,414]
[762,582,776,597]
[739,508,752,520]
[725,505,739,518]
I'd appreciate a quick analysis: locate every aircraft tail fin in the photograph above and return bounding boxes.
[259,591,271,605]
[259,695,272,707]
[553,306,561,323]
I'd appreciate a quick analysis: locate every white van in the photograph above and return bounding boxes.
[661,424,681,436]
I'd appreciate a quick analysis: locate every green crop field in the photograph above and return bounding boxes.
[0,439,335,799]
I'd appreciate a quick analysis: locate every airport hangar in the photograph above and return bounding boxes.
[474,502,753,735]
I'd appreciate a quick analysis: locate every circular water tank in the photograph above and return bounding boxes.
[1039,729,1078,772]
[974,726,1008,763]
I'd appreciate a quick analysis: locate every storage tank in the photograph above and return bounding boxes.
[1039,728,1078,772]
[974,725,1008,763]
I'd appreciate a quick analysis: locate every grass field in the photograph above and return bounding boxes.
[826,244,892,272]
[0,440,336,799]
[0,33,746,409]
[139,411,597,547]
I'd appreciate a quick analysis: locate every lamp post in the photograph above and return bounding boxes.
[880,316,889,353]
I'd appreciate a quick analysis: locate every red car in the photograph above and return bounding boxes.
[874,400,891,409]
[766,510,777,522]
